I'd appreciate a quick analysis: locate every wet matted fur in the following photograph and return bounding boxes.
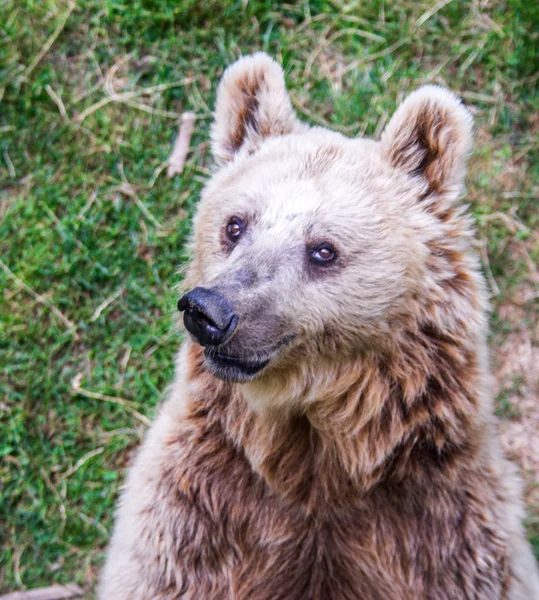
[99,53,539,599]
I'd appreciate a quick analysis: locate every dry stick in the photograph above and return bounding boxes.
[45,85,68,122]
[305,26,386,80]
[121,99,182,119]
[40,466,67,535]
[76,190,98,220]
[4,150,16,178]
[117,163,162,229]
[290,95,359,134]
[480,211,532,236]
[167,112,196,178]
[103,52,134,96]
[342,38,408,74]
[459,91,499,104]
[480,242,500,297]
[304,22,333,79]
[61,447,104,480]
[13,547,24,589]
[90,287,124,322]
[415,0,455,28]
[0,259,75,330]
[0,585,82,600]
[19,1,76,84]
[71,374,151,426]
[72,386,151,427]
[73,76,199,124]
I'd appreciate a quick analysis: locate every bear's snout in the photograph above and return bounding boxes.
[178,287,238,347]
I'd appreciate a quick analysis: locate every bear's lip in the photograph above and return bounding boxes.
[203,334,296,383]
[204,349,270,382]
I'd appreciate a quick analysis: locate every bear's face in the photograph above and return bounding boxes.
[180,53,473,386]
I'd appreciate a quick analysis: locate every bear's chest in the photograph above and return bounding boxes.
[150,414,511,600]
[225,497,400,600]
[159,429,405,599]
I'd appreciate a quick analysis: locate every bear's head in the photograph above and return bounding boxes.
[179,53,480,407]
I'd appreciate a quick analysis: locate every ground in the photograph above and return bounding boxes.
[0,0,537,595]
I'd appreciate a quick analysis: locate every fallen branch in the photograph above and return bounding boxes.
[0,584,82,600]
[167,112,196,178]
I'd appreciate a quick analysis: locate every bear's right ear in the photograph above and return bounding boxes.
[211,53,305,165]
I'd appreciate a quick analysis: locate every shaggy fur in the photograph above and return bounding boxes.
[99,53,539,599]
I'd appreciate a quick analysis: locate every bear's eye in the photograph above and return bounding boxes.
[226,217,245,242]
[309,245,337,265]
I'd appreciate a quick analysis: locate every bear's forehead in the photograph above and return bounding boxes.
[218,136,387,215]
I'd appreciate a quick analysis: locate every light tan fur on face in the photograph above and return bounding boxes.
[99,53,539,599]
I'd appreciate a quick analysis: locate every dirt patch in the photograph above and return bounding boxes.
[493,284,539,509]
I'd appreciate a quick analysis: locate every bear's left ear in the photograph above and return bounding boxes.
[211,52,305,165]
[380,85,473,199]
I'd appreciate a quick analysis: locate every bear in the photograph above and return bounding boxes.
[98,53,539,599]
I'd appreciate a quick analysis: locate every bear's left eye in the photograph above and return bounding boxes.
[309,244,337,265]
[226,217,245,242]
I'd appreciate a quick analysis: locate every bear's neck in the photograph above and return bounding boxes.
[184,321,487,513]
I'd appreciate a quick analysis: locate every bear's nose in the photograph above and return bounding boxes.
[177,287,238,347]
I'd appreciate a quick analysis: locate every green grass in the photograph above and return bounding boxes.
[1,0,538,594]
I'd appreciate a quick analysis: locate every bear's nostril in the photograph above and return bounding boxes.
[190,308,222,333]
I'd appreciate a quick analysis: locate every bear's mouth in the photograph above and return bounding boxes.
[204,349,270,382]
[203,334,296,383]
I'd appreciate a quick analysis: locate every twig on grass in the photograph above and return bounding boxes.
[76,510,109,538]
[415,0,455,28]
[341,38,408,75]
[76,190,98,220]
[73,76,199,124]
[121,99,182,120]
[290,95,359,134]
[479,211,532,237]
[479,241,500,297]
[167,112,196,178]
[13,547,24,589]
[39,467,67,534]
[117,162,162,230]
[305,26,386,80]
[90,287,124,322]
[0,584,83,600]
[19,1,76,84]
[45,85,69,122]
[60,447,104,480]
[0,259,75,330]
[3,150,16,178]
[71,373,151,426]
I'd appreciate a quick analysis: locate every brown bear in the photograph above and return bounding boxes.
[98,53,539,599]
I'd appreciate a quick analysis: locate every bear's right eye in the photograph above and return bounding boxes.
[309,244,337,265]
[226,217,245,242]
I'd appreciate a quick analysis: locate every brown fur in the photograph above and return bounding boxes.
[99,53,539,599]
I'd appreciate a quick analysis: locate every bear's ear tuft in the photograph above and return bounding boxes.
[380,86,473,199]
[211,53,305,165]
